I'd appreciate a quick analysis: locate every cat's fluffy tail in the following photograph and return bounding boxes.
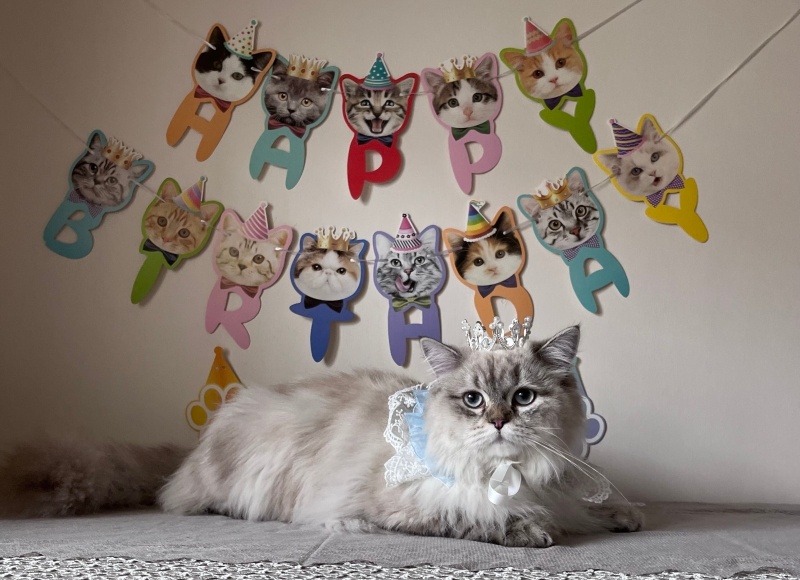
[0,440,188,517]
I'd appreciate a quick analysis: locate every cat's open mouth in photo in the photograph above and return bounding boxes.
[395,275,416,294]
[369,118,388,134]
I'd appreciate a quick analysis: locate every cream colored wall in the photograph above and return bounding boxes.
[1,0,798,504]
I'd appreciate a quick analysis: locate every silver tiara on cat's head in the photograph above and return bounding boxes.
[533,177,572,209]
[440,55,477,83]
[315,226,356,252]
[102,137,142,170]
[462,316,532,352]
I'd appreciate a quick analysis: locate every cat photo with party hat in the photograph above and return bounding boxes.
[166,20,276,161]
[594,114,708,243]
[500,17,597,153]
[373,214,446,366]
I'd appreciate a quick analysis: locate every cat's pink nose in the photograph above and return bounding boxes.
[570,226,581,237]
[549,76,559,85]
[493,420,505,430]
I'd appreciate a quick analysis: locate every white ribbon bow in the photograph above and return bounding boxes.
[487,460,522,505]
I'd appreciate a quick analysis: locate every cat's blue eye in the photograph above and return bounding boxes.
[253,255,264,264]
[390,259,401,267]
[157,216,168,227]
[651,152,661,162]
[533,70,544,79]
[472,94,483,103]
[548,220,562,231]
[463,391,484,409]
[178,228,190,238]
[495,250,505,259]
[631,167,643,176]
[229,248,239,257]
[312,264,322,271]
[513,388,535,406]
[336,267,347,275]
[473,257,484,267]
[447,98,458,108]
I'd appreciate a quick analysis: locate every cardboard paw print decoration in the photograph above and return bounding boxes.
[443,202,534,328]
[206,203,293,349]
[518,167,629,313]
[186,346,242,432]
[43,130,154,259]
[339,53,419,200]
[421,53,503,194]
[289,227,368,362]
[250,54,340,189]
[373,214,446,366]
[501,18,597,153]
[131,177,223,304]
[166,20,276,161]
[594,115,708,242]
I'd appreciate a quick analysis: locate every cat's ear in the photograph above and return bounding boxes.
[252,51,275,74]
[532,325,580,370]
[500,50,527,72]
[317,70,335,90]
[445,231,464,252]
[394,77,416,98]
[348,240,367,257]
[494,208,514,234]
[640,117,660,142]
[302,235,318,252]
[89,132,104,152]
[206,26,226,51]
[373,232,394,257]
[566,169,586,194]
[418,227,438,249]
[553,21,575,45]
[474,54,495,80]
[519,196,542,222]
[129,162,149,180]
[420,338,463,377]
[342,78,359,100]
[596,153,622,176]
[423,70,446,94]
[268,228,290,248]
[200,203,222,225]
[270,59,287,78]
[159,180,179,201]
[222,213,240,234]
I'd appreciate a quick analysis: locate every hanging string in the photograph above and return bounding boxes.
[574,0,645,42]
[139,0,215,49]
[659,6,800,139]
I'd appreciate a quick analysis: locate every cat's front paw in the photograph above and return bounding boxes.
[504,519,554,548]
[592,503,644,533]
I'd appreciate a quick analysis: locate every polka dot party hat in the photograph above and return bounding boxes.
[362,52,393,90]
[173,176,206,214]
[392,213,422,253]
[224,19,258,60]
[463,201,497,242]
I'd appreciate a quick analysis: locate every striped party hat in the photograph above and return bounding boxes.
[392,213,422,253]
[242,202,269,240]
[524,17,552,55]
[224,19,258,60]
[463,201,497,242]
[609,118,643,156]
[173,176,205,214]
[362,52,393,90]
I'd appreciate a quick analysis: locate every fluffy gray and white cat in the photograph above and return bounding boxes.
[0,328,642,547]
[264,61,335,130]
[71,134,148,207]
[595,118,681,200]
[342,78,415,137]
[374,229,443,300]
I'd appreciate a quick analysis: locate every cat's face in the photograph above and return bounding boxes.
[447,213,523,286]
[421,327,585,475]
[597,119,681,199]
[71,134,147,207]
[264,61,335,128]
[374,228,443,299]
[342,77,415,136]
[501,21,584,101]
[424,56,499,129]
[194,26,273,103]
[215,214,289,287]
[144,184,219,256]
[293,237,365,301]
[520,173,602,251]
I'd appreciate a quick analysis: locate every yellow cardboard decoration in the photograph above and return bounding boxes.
[185,346,242,432]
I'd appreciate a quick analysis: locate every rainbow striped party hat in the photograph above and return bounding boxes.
[173,176,205,214]
[463,201,497,242]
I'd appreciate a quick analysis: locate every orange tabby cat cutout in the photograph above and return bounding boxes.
[594,114,708,243]
[166,20,276,162]
[444,202,534,329]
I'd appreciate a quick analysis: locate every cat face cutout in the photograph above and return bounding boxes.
[341,76,416,137]
[263,58,337,130]
[71,133,149,208]
[501,20,585,102]
[445,210,524,287]
[214,212,291,289]
[595,117,682,200]
[193,25,275,104]
[423,54,501,129]
[420,327,585,470]
[374,227,444,300]
[293,235,366,302]
[519,170,602,252]
[143,181,221,257]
